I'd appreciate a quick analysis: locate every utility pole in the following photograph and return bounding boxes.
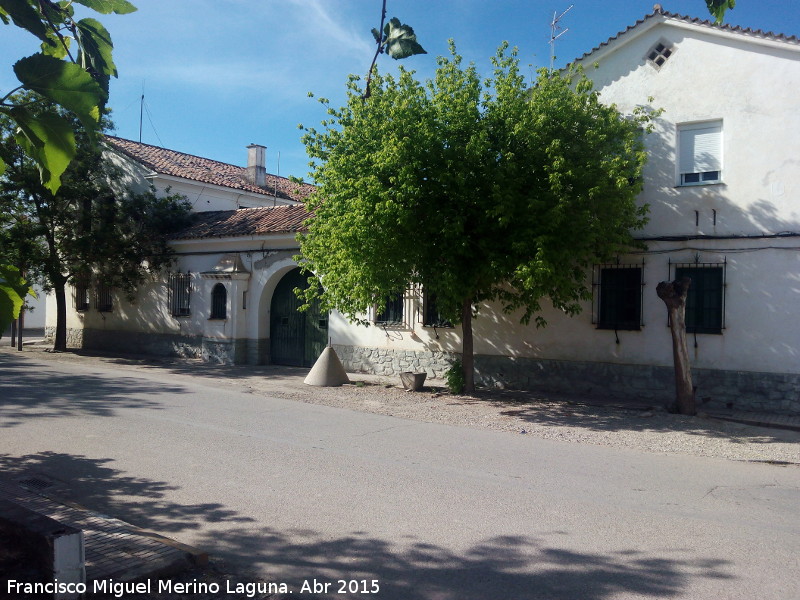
[550,4,574,72]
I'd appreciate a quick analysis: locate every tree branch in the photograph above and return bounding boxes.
[363,0,388,100]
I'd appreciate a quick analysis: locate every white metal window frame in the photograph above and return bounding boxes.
[677,121,722,186]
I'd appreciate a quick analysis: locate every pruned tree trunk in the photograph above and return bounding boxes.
[656,277,696,415]
[461,297,475,393]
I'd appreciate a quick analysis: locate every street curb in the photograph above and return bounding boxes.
[8,479,209,584]
[707,414,800,433]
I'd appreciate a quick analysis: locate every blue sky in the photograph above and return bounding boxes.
[2,1,798,181]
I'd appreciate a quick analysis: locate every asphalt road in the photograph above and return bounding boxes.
[1,352,798,600]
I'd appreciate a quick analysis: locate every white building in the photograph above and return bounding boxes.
[49,9,800,414]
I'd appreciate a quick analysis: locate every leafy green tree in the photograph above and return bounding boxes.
[0,101,193,351]
[298,43,654,392]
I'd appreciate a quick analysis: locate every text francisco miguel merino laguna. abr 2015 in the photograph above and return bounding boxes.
[7,578,297,598]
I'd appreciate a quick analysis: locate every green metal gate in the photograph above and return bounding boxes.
[270,268,328,367]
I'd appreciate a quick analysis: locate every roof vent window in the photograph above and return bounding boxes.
[647,41,674,68]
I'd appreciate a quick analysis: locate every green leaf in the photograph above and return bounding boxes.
[73,0,137,15]
[382,17,426,60]
[0,155,5,176]
[0,0,53,45]
[40,32,72,59]
[76,17,117,78]
[11,105,77,193]
[705,0,735,23]
[371,27,382,44]
[0,265,32,333]
[13,53,104,134]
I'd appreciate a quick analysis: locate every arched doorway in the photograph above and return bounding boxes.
[270,268,328,367]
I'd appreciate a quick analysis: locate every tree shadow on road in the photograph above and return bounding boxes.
[0,451,739,599]
[0,451,254,533]
[0,354,187,427]
[191,526,734,600]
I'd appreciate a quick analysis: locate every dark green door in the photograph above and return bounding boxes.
[270,268,328,367]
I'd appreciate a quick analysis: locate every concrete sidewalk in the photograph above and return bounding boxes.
[0,475,206,584]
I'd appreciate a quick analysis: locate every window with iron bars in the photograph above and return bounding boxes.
[374,292,404,326]
[422,290,452,328]
[73,277,90,312]
[672,260,726,334]
[95,283,113,312]
[210,283,227,319]
[592,262,644,331]
[168,272,191,317]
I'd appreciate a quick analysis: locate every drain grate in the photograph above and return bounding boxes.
[17,477,54,491]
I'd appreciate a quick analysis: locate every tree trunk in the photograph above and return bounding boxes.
[656,277,696,415]
[461,297,475,393]
[10,320,17,347]
[53,282,68,352]
[16,310,23,351]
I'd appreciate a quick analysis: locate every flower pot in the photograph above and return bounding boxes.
[400,372,427,391]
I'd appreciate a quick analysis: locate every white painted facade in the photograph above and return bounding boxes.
[50,11,800,412]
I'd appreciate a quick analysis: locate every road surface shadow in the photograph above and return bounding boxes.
[0,354,186,427]
[192,526,734,600]
[0,452,254,533]
[0,451,739,599]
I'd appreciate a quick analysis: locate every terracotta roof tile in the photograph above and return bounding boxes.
[175,205,312,240]
[104,136,316,203]
[571,8,800,65]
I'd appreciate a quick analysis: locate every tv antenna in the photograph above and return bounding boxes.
[139,82,144,142]
[549,4,574,72]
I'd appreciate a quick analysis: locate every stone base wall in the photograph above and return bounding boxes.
[49,327,260,366]
[246,338,270,366]
[335,345,800,415]
[48,326,204,360]
[332,344,459,379]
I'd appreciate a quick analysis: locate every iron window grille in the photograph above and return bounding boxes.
[375,292,404,326]
[95,283,113,312]
[422,291,453,328]
[73,277,90,312]
[168,272,191,317]
[210,283,227,319]
[592,261,645,331]
[669,258,726,334]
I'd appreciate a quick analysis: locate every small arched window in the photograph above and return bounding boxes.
[210,283,227,319]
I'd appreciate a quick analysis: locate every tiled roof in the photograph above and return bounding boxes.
[175,205,312,240]
[571,7,800,65]
[104,136,316,203]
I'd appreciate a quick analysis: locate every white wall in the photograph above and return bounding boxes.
[106,150,295,212]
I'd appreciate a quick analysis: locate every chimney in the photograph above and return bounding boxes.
[246,143,266,187]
